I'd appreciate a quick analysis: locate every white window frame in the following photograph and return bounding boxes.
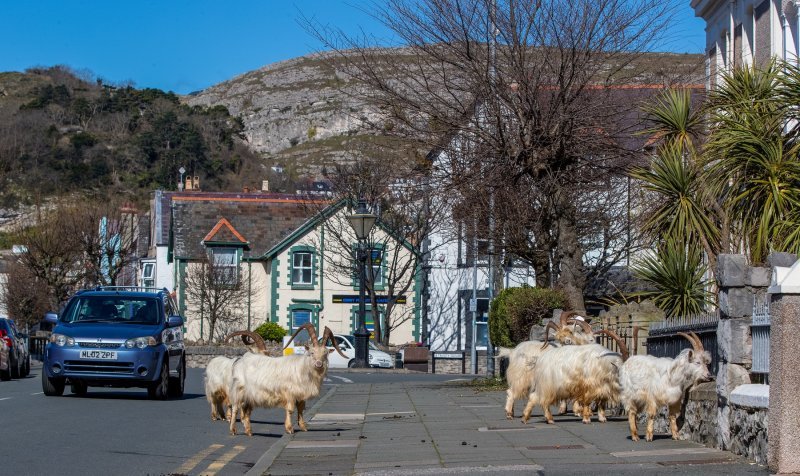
[141,262,155,288]
[210,247,238,286]
[292,251,313,286]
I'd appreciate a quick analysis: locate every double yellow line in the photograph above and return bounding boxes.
[174,443,246,476]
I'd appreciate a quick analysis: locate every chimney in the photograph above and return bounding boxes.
[243,186,250,193]
[261,180,269,192]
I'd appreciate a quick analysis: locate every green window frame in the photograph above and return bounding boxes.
[352,244,386,292]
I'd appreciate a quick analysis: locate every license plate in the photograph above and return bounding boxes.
[79,350,118,360]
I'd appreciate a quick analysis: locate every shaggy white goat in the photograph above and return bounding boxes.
[620,331,711,441]
[500,311,595,419]
[204,330,269,422]
[521,331,628,425]
[228,323,346,436]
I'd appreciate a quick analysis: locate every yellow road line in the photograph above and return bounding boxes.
[199,445,246,476]
[173,443,223,475]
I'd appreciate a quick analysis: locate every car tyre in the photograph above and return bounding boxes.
[0,366,10,381]
[70,380,88,396]
[10,356,20,379]
[148,361,169,400]
[42,371,65,396]
[347,359,357,368]
[23,355,31,377]
[167,357,185,398]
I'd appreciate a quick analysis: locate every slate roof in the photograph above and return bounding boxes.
[167,191,325,259]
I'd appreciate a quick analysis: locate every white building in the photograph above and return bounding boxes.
[692,0,799,85]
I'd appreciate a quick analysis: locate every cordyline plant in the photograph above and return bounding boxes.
[631,238,714,319]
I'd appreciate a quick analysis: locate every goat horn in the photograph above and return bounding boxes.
[559,310,579,327]
[690,332,705,352]
[225,330,266,352]
[543,321,561,345]
[596,329,629,361]
[284,322,318,349]
[321,326,349,359]
[678,332,701,352]
[567,318,592,335]
[678,332,702,352]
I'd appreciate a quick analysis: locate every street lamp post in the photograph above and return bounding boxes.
[178,166,186,191]
[347,199,377,369]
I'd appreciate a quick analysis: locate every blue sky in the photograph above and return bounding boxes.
[0,1,706,95]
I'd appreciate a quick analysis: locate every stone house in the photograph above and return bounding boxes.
[140,190,421,345]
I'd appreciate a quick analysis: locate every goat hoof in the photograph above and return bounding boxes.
[631,435,639,442]
[506,413,513,420]
[546,420,554,425]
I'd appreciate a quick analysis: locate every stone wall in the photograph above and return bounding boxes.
[729,384,769,465]
[649,381,718,446]
[185,343,284,368]
[715,254,771,449]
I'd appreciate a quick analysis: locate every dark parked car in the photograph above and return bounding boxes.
[0,335,10,381]
[0,317,31,379]
[42,287,185,399]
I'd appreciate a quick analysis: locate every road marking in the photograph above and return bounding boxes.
[30,392,44,395]
[328,375,354,383]
[366,411,415,416]
[173,443,223,475]
[0,397,11,401]
[312,412,365,421]
[199,445,245,475]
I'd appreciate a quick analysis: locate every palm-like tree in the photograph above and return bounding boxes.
[640,88,704,152]
[632,238,714,319]
[704,61,800,263]
[630,141,720,259]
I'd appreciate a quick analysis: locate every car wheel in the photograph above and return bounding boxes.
[42,370,65,396]
[168,357,185,398]
[148,361,169,400]
[347,359,357,368]
[10,356,20,379]
[23,356,30,377]
[70,380,88,396]
[0,365,10,381]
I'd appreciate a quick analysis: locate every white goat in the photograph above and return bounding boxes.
[228,323,347,436]
[204,330,269,422]
[500,311,595,419]
[620,331,711,441]
[521,330,628,425]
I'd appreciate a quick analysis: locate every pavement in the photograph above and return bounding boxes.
[246,379,769,476]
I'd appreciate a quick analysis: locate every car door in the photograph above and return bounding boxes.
[326,335,354,368]
[161,299,183,371]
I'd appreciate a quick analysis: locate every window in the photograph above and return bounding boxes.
[141,262,155,288]
[291,310,312,343]
[368,249,384,288]
[292,252,313,286]
[210,248,238,285]
[475,298,489,349]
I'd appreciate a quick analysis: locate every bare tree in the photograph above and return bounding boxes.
[305,158,452,346]
[182,255,257,343]
[77,200,140,287]
[308,0,690,311]
[0,259,51,331]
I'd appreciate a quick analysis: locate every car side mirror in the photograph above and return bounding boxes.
[167,315,184,328]
[44,312,59,324]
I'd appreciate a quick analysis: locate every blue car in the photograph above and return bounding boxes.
[42,287,185,399]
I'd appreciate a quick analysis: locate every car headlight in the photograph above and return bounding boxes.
[124,336,157,349]
[50,333,75,347]
[368,353,374,361]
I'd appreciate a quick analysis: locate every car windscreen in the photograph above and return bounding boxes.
[61,296,161,324]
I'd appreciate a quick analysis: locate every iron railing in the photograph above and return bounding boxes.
[751,297,770,377]
[647,311,720,376]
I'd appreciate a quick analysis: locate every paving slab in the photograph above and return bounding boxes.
[251,381,769,476]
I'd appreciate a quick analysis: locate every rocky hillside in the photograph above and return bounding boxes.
[186,50,705,174]
[185,52,394,175]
